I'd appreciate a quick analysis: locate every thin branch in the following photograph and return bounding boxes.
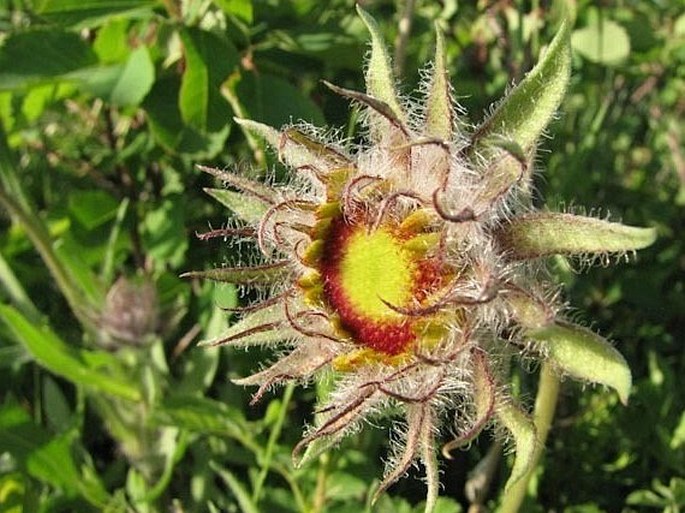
[394,0,416,78]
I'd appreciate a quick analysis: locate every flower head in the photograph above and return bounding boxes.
[186,7,655,508]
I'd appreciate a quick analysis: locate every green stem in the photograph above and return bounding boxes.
[311,453,330,513]
[272,460,309,513]
[142,429,190,502]
[101,197,129,284]
[252,382,296,504]
[499,361,560,513]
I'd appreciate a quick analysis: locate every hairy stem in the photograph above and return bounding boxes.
[422,420,439,513]
[499,361,560,513]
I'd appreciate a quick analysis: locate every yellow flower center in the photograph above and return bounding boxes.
[338,227,414,322]
[299,205,448,360]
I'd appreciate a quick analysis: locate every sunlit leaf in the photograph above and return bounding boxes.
[424,28,453,141]
[0,304,141,401]
[199,302,293,347]
[108,45,154,106]
[572,19,631,64]
[179,27,237,132]
[213,0,253,23]
[93,17,131,63]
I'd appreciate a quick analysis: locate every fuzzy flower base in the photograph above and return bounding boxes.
[186,7,655,510]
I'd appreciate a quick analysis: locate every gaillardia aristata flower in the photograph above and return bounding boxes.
[186,7,655,508]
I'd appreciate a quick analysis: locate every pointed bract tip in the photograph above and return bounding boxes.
[355,4,374,25]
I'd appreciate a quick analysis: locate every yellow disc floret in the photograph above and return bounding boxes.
[338,228,415,322]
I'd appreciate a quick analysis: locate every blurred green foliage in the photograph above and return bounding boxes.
[0,0,682,512]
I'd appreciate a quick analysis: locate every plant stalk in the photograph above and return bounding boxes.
[253,382,296,504]
[499,361,560,513]
[393,0,416,77]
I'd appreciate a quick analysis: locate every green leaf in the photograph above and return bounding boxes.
[0,29,97,90]
[34,0,157,28]
[179,27,237,132]
[0,473,25,512]
[322,472,367,503]
[572,19,631,65]
[474,16,571,153]
[0,304,141,401]
[495,400,538,490]
[233,117,279,147]
[204,187,269,224]
[20,84,61,122]
[280,126,352,167]
[108,45,155,106]
[41,375,72,433]
[68,189,120,230]
[499,213,657,260]
[0,250,42,323]
[152,395,249,439]
[433,498,463,513]
[526,322,632,405]
[210,463,260,513]
[53,237,107,309]
[0,346,31,368]
[144,75,231,158]
[0,403,110,506]
[141,196,188,270]
[213,0,253,23]
[671,411,685,450]
[93,17,131,63]
[233,71,324,127]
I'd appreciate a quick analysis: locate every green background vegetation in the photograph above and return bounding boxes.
[0,0,683,511]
